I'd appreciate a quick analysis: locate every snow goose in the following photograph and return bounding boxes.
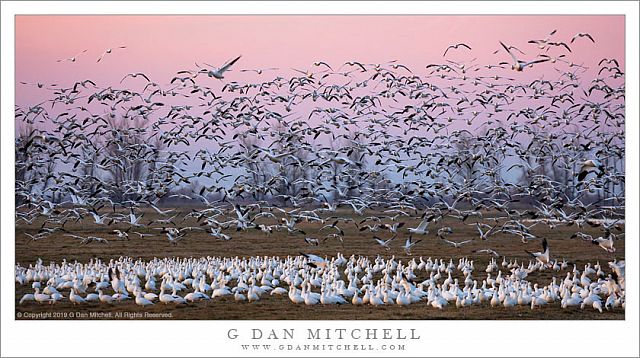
[288,285,304,304]
[396,290,411,306]
[270,287,287,295]
[135,290,154,306]
[561,293,582,308]
[352,290,363,305]
[84,292,100,302]
[159,288,175,304]
[144,292,159,302]
[578,159,604,182]
[525,238,550,266]
[431,293,448,309]
[300,253,328,269]
[51,292,65,304]
[303,285,320,305]
[171,287,187,304]
[20,292,35,305]
[408,214,435,235]
[369,289,384,306]
[98,290,115,304]
[592,236,616,253]
[402,236,422,255]
[198,55,242,79]
[503,292,517,307]
[499,41,550,71]
[69,288,86,305]
[247,286,260,302]
[145,276,157,291]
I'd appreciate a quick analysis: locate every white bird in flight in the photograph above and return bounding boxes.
[199,55,242,79]
[97,46,127,63]
[57,49,87,63]
[499,41,549,71]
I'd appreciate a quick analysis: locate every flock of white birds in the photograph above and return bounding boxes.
[16,254,625,312]
[16,29,624,315]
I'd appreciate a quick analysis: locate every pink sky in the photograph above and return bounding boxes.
[16,15,624,105]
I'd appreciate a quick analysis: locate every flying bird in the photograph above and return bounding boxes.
[578,159,605,182]
[402,236,422,255]
[472,248,500,257]
[373,235,396,250]
[525,238,550,265]
[199,55,242,79]
[120,72,151,83]
[408,214,435,235]
[57,49,87,63]
[592,235,616,253]
[441,239,472,248]
[97,46,127,63]
[443,43,472,57]
[571,32,595,44]
[300,252,328,268]
[499,41,550,71]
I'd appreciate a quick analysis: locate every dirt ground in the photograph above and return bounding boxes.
[14,208,625,320]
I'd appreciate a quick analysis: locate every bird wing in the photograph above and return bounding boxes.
[577,170,589,182]
[522,57,550,67]
[219,55,242,73]
[300,252,322,262]
[500,41,518,63]
[416,217,430,231]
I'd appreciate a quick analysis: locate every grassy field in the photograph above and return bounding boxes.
[15,208,625,320]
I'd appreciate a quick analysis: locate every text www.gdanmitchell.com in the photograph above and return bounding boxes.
[240,344,405,351]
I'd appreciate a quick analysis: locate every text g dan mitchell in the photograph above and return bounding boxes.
[227,328,420,340]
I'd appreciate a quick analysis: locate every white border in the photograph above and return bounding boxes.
[1,1,638,357]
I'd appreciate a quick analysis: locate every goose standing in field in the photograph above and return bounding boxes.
[84,292,100,302]
[98,290,115,304]
[352,290,363,305]
[33,288,52,304]
[19,291,35,305]
[135,289,154,306]
[12,253,626,313]
[288,285,304,304]
[303,285,320,305]
[69,288,87,305]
